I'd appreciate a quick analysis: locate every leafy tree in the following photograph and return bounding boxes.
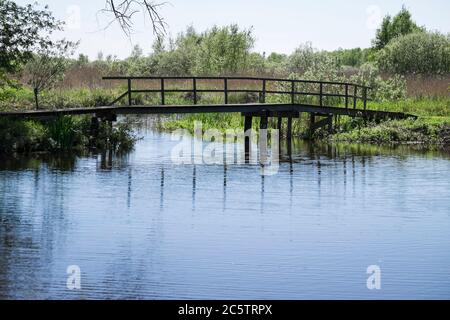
[287,42,330,74]
[144,25,255,76]
[267,52,287,65]
[195,25,255,75]
[0,1,64,84]
[76,54,90,66]
[378,32,450,74]
[373,6,424,49]
[24,41,78,109]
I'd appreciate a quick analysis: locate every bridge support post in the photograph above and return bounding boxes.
[327,115,333,134]
[309,113,316,138]
[89,116,100,147]
[259,115,269,165]
[287,116,293,141]
[260,115,268,130]
[244,116,253,156]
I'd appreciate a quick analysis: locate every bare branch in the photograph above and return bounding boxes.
[102,0,168,39]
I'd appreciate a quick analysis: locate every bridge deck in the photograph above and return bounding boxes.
[0,103,415,120]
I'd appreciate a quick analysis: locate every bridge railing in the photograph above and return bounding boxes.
[103,76,371,111]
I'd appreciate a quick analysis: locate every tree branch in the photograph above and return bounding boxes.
[103,0,168,39]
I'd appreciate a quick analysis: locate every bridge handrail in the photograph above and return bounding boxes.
[102,76,370,110]
[103,76,371,89]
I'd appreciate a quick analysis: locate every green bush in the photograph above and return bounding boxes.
[46,116,86,150]
[332,119,448,144]
[378,32,450,74]
[0,115,138,154]
[0,118,46,153]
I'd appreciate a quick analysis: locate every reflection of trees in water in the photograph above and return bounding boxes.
[0,158,74,298]
[0,180,25,298]
[0,168,43,299]
[0,153,78,172]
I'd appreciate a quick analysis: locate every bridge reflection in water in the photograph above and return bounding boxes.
[87,132,445,214]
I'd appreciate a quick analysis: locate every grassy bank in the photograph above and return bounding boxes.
[0,116,137,154]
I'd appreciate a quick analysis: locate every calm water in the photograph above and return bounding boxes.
[1,125,450,300]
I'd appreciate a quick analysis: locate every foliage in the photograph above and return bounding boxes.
[0,117,47,153]
[0,1,64,81]
[333,119,449,145]
[327,48,375,67]
[0,115,138,154]
[373,6,424,49]
[46,116,86,150]
[144,25,256,76]
[286,42,328,74]
[377,32,450,75]
[349,63,407,101]
[24,40,78,108]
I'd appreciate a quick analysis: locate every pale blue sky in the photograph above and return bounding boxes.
[16,0,450,59]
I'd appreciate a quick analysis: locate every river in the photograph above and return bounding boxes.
[1,122,449,299]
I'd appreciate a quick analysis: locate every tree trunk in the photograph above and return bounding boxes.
[34,88,39,110]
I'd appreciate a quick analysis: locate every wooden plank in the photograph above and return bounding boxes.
[291,81,295,104]
[261,79,266,103]
[0,103,416,120]
[127,79,132,106]
[319,83,323,107]
[241,111,300,118]
[310,115,333,132]
[161,78,165,105]
[224,78,228,104]
[345,84,349,109]
[193,78,197,105]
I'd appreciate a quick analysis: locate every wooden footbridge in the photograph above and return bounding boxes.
[0,76,415,138]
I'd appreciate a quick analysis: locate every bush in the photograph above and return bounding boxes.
[378,32,450,75]
[0,118,47,153]
[0,116,138,154]
[332,119,448,144]
[350,63,407,101]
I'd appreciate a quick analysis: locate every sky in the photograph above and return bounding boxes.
[15,0,450,59]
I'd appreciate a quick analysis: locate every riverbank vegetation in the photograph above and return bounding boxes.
[0,3,449,153]
[0,116,137,154]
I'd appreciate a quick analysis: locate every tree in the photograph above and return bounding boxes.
[378,32,450,75]
[24,41,77,109]
[373,6,424,49]
[287,42,330,74]
[0,1,65,85]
